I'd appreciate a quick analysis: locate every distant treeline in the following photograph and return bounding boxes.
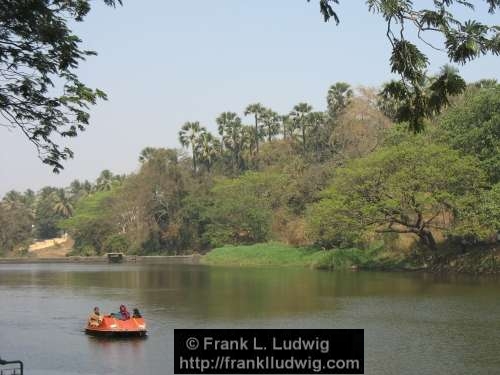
[1,79,499,256]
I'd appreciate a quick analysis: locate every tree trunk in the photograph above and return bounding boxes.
[302,126,306,153]
[419,230,437,251]
[254,114,259,155]
[192,151,197,174]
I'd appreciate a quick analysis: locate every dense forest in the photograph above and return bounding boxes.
[1,78,499,258]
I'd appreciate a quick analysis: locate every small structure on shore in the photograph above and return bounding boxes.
[0,356,24,374]
[106,252,124,263]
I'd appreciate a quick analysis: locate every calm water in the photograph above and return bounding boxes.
[0,262,499,375]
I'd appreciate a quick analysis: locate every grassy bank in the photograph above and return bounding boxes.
[202,242,500,274]
[201,242,403,270]
[202,243,323,267]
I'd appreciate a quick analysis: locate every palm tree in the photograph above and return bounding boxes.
[68,179,91,201]
[280,114,293,140]
[178,121,205,173]
[379,64,466,131]
[95,169,114,191]
[216,112,244,173]
[138,147,158,164]
[244,103,266,156]
[3,190,24,209]
[196,131,220,172]
[306,111,327,160]
[260,109,281,142]
[327,82,353,120]
[290,102,313,152]
[82,180,93,195]
[52,189,74,218]
[242,125,257,164]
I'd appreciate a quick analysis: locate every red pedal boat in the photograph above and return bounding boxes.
[85,315,147,337]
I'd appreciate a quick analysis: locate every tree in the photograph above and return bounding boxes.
[305,111,327,160]
[0,0,121,172]
[260,108,281,142]
[242,125,258,164]
[138,147,160,164]
[34,186,64,239]
[438,82,500,183]
[107,149,185,253]
[67,179,92,200]
[103,234,130,253]
[0,197,33,254]
[481,184,500,233]
[196,131,220,172]
[308,0,500,131]
[327,82,353,120]
[307,142,488,250]
[217,112,245,173]
[244,103,266,156]
[452,182,500,240]
[51,189,74,218]
[59,190,117,253]
[95,169,115,191]
[332,87,392,159]
[379,65,466,131]
[290,103,313,153]
[202,173,284,247]
[3,189,35,211]
[280,114,296,140]
[179,121,205,173]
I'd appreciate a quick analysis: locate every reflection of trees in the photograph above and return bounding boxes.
[2,264,494,321]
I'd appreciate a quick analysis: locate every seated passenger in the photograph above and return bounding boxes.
[119,304,130,320]
[132,308,142,318]
[88,307,103,327]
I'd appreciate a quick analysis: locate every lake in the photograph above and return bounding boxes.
[0,262,499,374]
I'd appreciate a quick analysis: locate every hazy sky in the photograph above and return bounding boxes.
[1,1,499,195]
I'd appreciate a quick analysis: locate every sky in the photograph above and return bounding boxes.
[1,0,499,195]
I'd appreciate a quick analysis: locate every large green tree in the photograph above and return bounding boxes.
[0,0,121,172]
[307,142,489,250]
[106,148,191,254]
[202,172,287,247]
[438,82,500,183]
[59,190,117,253]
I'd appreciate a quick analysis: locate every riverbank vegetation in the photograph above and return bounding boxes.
[1,79,499,273]
[202,243,392,270]
[203,243,500,274]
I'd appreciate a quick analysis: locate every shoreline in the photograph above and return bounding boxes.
[2,243,498,275]
[0,255,197,264]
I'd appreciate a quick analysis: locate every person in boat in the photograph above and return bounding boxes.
[132,308,142,318]
[88,306,103,327]
[118,304,130,320]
